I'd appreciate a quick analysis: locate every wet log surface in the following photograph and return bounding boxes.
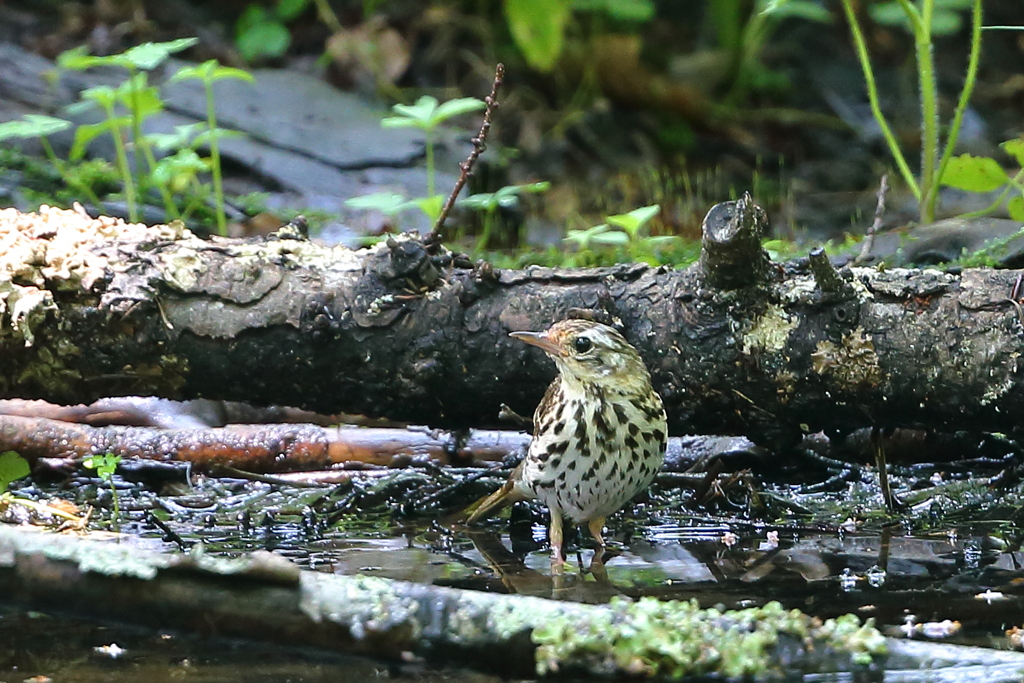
[3,205,1024,448]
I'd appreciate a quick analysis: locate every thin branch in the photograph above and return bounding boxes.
[854,174,888,265]
[431,63,504,241]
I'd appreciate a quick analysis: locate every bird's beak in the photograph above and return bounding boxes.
[510,330,563,356]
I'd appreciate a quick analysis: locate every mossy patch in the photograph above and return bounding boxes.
[811,327,884,389]
[532,597,886,678]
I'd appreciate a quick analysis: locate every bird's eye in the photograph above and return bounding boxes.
[573,336,592,354]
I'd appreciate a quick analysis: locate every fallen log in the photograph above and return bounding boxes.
[2,202,1024,447]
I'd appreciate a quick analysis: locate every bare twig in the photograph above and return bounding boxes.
[854,174,889,265]
[431,63,505,242]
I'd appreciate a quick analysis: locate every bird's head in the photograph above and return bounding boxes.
[510,319,651,390]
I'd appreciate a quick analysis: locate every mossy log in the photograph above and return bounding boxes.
[3,525,1024,680]
[2,204,1024,448]
[0,524,881,678]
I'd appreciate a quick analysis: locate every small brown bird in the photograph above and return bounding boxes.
[468,319,667,565]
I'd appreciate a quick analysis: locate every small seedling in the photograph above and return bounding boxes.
[839,0,983,224]
[83,453,123,529]
[381,95,486,198]
[458,181,550,250]
[0,115,104,207]
[0,451,30,494]
[566,204,675,265]
[170,60,255,235]
[346,95,487,226]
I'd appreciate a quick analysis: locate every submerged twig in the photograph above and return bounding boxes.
[431,63,504,241]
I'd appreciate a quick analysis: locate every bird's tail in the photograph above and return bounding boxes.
[465,476,527,524]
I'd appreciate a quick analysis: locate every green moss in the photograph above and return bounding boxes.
[532,597,886,678]
[742,304,797,356]
[811,327,883,389]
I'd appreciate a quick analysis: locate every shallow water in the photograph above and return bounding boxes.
[4,467,1024,678]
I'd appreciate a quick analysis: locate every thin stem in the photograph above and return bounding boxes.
[107,475,120,531]
[425,129,435,199]
[205,78,227,236]
[40,136,104,209]
[312,0,342,32]
[140,137,179,220]
[959,168,1024,219]
[912,0,940,223]
[103,102,138,221]
[128,68,145,203]
[840,0,920,202]
[932,0,984,220]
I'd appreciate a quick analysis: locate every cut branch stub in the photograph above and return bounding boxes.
[808,247,854,296]
[698,192,771,290]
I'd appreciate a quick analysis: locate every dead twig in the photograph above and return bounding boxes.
[431,63,504,242]
[854,174,888,265]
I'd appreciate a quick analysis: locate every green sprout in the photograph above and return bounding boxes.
[566,204,675,265]
[59,38,200,222]
[170,60,256,235]
[0,115,105,208]
[459,181,550,251]
[83,453,124,530]
[839,0,983,224]
[381,95,486,198]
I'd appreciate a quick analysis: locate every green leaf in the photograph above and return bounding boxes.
[941,154,1010,193]
[192,128,246,147]
[70,118,132,161]
[172,60,255,84]
[459,192,497,210]
[120,38,199,70]
[597,0,656,23]
[495,181,551,199]
[929,9,962,35]
[463,182,551,211]
[83,453,121,479]
[869,2,913,29]
[57,45,108,71]
[416,194,445,222]
[145,123,206,152]
[1001,138,1024,167]
[0,115,72,141]
[0,451,30,494]
[433,97,487,123]
[1009,196,1024,223]
[80,84,118,108]
[590,230,630,245]
[114,74,164,120]
[152,149,210,192]
[236,18,291,62]
[387,96,440,127]
[504,0,570,71]
[345,192,411,215]
[564,223,611,248]
[277,0,311,21]
[606,204,660,238]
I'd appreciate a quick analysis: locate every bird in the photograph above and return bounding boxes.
[467,318,667,566]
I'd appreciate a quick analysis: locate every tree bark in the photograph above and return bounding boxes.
[2,205,1024,447]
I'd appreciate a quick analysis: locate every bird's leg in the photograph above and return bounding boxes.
[587,516,606,549]
[549,511,565,571]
